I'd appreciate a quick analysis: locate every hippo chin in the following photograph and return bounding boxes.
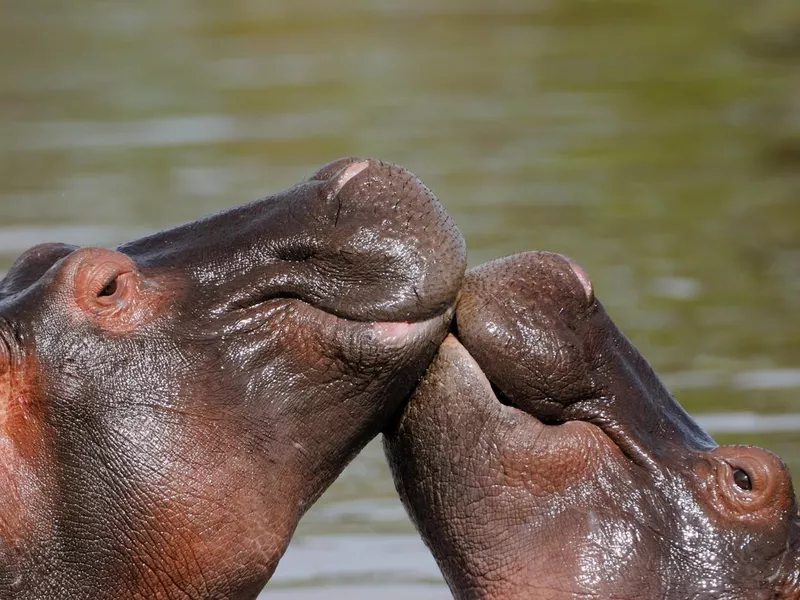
[385,251,800,600]
[0,158,466,599]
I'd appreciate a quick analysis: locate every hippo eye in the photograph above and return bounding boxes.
[98,278,118,297]
[733,468,752,491]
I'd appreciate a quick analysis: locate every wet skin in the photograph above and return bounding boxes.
[0,158,466,599]
[386,251,800,599]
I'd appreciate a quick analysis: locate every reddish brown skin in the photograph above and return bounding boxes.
[385,251,800,600]
[0,158,467,599]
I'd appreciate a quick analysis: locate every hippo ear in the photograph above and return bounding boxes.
[119,159,466,324]
[0,243,78,301]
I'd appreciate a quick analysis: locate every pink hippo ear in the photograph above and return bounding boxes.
[57,248,175,333]
[700,445,797,521]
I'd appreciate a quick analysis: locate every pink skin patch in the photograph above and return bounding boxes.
[566,257,594,303]
[372,321,418,343]
[369,311,450,348]
[330,161,370,197]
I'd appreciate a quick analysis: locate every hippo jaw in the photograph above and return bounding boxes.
[0,158,466,599]
[385,251,800,600]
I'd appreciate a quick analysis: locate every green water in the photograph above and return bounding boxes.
[1,2,798,595]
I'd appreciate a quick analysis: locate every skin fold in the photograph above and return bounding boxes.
[0,158,466,599]
[385,251,800,600]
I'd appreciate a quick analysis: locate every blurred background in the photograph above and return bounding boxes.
[1,1,799,597]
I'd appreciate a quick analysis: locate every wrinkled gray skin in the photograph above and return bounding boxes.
[0,158,466,599]
[386,251,800,599]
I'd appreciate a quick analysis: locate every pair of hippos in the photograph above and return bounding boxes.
[0,158,798,599]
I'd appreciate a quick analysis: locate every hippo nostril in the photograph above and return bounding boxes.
[329,160,370,198]
[733,468,753,491]
[307,156,366,182]
[565,258,594,304]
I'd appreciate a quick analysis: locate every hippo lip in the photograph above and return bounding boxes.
[452,320,655,469]
[223,293,454,348]
[483,376,650,469]
[368,307,455,347]
[482,357,681,472]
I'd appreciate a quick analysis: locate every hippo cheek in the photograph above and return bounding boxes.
[0,339,56,597]
[197,294,454,514]
[106,312,453,592]
[385,336,663,600]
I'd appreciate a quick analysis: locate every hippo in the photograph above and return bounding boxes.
[386,251,800,599]
[0,158,466,599]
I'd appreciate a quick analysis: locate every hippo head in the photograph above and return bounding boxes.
[0,158,466,599]
[386,251,800,599]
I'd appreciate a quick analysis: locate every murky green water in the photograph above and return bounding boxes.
[2,2,799,596]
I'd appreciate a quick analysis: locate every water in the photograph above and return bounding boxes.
[1,2,798,596]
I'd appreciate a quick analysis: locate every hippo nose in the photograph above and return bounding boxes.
[310,158,466,321]
[267,157,467,322]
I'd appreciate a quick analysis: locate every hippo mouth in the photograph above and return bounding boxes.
[224,292,455,359]
[452,251,717,470]
[484,378,657,470]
